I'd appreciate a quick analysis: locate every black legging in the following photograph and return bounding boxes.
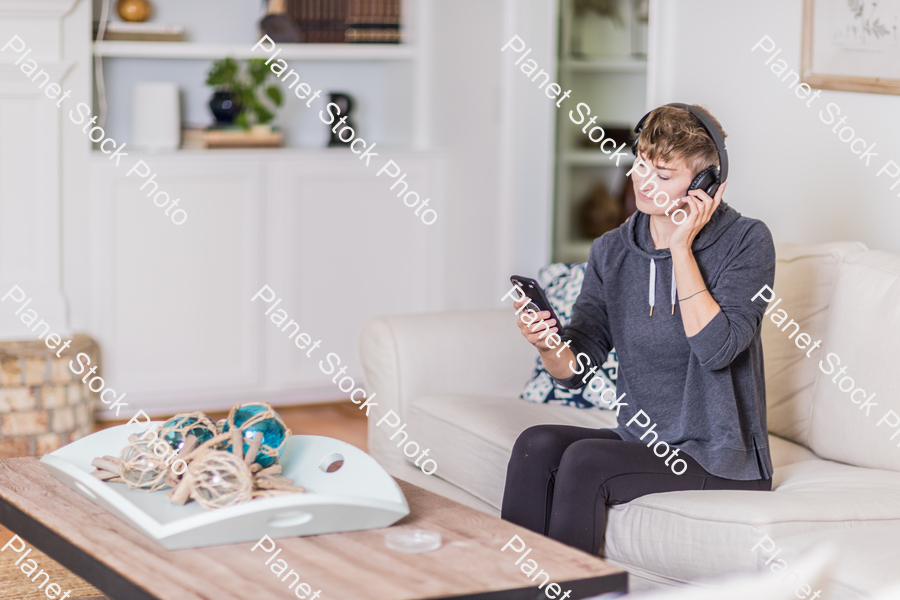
[501,425,772,554]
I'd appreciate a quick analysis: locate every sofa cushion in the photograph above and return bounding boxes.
[807,250,900,473]
[407,394,617,508]
[604,453,900,582]
[768,434,818,469]
[520,262,619,409]
[407,394,900,586]
[764,242,866,447]
[771,525,900,600]
[407,396,818,514]
[626,543,835,600]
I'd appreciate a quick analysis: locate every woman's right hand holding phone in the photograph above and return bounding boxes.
[512,297,559,351]
[511,297,576,380]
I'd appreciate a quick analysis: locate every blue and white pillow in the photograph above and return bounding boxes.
[520,262,618,409]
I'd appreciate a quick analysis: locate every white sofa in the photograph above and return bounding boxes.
[358,242,900,599]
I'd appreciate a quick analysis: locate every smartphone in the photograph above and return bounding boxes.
[510,275,561,331]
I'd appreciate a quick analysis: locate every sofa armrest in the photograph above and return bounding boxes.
[357,308,537,424]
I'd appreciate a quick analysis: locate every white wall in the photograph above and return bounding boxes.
[62,0,94,333]
[429,0,557,310]
[428,0,503,309]
[648,0,900,253]
[499,0,557,289]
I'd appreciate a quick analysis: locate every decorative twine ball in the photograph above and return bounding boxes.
[188,450,253,510]
[158,412,217,453]
[120,440,168,492]
[221,403,289,468]
[116,0,152,22]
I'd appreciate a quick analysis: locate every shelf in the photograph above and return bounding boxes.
[92,41,416,61]
[561,151,634,167]
[561,57,647,73]
[89,146,427,158]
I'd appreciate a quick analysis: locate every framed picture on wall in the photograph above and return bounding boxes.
[802,0,900,95]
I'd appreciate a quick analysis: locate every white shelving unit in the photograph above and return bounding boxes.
[80,0,449,414]
[561,151,636,167]
[560,57,647,73]
[91,0,428,149]
[93,41,417,61]
[552,0,650,263]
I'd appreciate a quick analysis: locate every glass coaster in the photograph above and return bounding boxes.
[384,529,442,553]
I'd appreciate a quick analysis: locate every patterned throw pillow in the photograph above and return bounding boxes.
[519,263,619,409]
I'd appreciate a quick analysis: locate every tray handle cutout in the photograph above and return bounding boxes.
[318,453,344,473]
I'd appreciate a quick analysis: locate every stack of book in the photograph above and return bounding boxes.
[286,0,401,43]
[182,127,284,150]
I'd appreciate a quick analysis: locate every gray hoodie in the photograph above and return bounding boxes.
[556,201,775,480]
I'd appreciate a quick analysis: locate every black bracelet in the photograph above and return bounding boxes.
[678,288,708,302]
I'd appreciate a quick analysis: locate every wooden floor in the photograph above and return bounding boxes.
[0,401,367,600]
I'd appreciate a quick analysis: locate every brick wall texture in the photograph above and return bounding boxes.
[0,335,98,458]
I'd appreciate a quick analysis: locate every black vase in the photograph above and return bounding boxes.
[209,90,241,125]
[327,92,356,147]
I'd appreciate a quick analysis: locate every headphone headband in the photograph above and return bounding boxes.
[632,103,729,185]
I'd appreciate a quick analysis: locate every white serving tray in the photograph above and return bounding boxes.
[40,422,409,550]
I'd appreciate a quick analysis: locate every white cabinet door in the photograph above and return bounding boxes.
[90,154,264,417]
[264,153,444,395]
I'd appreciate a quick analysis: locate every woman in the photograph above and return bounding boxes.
[501,104,775,555]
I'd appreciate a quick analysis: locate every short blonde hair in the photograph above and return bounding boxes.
[635,104,726,176]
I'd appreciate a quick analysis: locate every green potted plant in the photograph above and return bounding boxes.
[205,57,283,130]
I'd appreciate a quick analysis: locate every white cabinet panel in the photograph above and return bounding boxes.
[0,67,70,338]
[91,156,263,412]
[89,151,443,415]
[265,155,443,391]
[0,0,90,340]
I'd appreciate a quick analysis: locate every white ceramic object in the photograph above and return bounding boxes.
[40,423,409,550]
[131,82,180,151]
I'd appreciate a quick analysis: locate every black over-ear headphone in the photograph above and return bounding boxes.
[631,102,728,198]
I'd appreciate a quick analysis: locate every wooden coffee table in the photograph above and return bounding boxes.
[0,457,627,599]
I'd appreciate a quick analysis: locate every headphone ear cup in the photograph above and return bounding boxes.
[631,135,639,156]
[688,166,717,194]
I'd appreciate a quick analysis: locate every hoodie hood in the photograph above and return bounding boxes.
[619,201,743,259]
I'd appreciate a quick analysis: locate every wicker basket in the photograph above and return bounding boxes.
[0,335,99,458]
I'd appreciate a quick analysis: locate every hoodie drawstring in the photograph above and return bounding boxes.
[649,259,677,316]
[670,262,677,314]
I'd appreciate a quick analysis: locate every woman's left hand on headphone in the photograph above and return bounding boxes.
[669,181,727,252]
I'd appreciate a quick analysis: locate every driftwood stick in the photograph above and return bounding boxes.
[257,464,281,477]
[169,472,196,505]
[91,457,122,475]
[91,470,120,481]
[244,434,263,466]
[254,477,305,492]
[266,475,296,486]
[180,431,229,463]
[179,434,198,456]
[231,427,243,461]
